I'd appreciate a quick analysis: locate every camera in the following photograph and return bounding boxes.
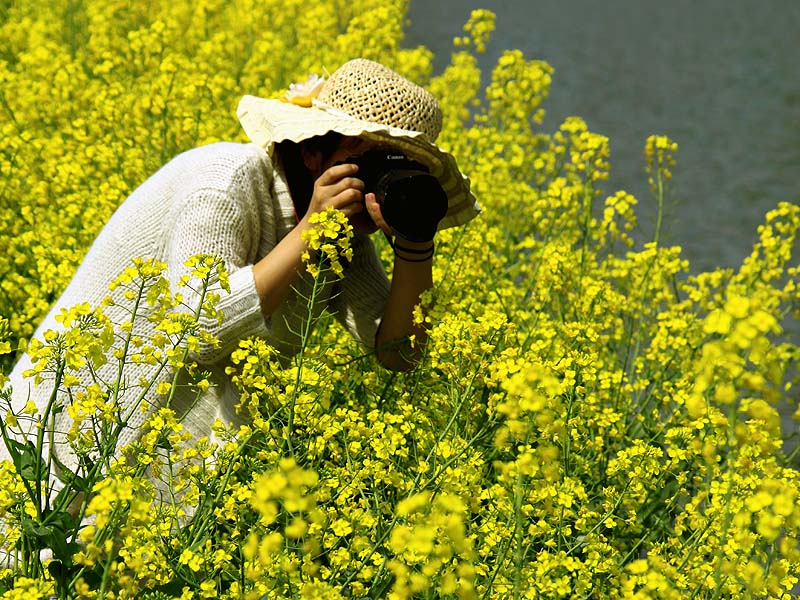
[343,149,448,242]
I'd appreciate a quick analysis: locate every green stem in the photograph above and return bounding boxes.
[578,184,594,295]
[34,362,65,520]
[111,278,146,408]
[711,406,739,599]
[512,466,525,600]
[653,165,664,247]
[187,431,256,549]
[96,530,117,598]
[285,255,328,455]
[165,276,211,410]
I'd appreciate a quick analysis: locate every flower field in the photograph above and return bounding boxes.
[1,0,800,598]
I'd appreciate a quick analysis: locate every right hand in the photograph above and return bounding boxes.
[303,163,366,225]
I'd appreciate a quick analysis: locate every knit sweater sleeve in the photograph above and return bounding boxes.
[329,234,390,348]
[167,187,269,364]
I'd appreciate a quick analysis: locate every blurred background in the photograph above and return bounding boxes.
[406,0,800,274]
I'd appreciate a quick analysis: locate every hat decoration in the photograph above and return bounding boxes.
[283,74,326,108]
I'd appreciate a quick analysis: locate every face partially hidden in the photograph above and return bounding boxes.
[306,136,382,235]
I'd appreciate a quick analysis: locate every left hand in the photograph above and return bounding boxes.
[364,192,393,237]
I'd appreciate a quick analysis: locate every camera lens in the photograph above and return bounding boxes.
[379,171,448,242]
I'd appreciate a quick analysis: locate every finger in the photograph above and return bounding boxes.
[338,201,366,218]
[364,193,392,235]
[364,192,381,222]
[317,162,359,185]
[310,184,365,215]
[329,187,364,209]
[322,176,365,197]
[312,178,364,212]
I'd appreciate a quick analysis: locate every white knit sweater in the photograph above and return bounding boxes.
[3,142,390,474]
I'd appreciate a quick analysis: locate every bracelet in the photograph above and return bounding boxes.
[395,251,434,262]
[393,241,434,262]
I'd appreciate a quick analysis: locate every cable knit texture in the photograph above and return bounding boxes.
[2,141,390,475]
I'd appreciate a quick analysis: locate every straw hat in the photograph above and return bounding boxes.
[237,59,480,231]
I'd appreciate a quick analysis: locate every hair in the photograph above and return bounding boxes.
[275,131,344,219]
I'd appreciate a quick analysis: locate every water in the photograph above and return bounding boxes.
[405,0,800,273]
[405,1,800,452]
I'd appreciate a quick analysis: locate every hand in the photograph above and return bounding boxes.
[363,192,393,236]
[303,163,366,225]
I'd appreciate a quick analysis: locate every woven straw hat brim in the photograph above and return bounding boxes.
[237,95,480,232]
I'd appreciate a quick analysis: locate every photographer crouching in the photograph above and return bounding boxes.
[2,58,479,480]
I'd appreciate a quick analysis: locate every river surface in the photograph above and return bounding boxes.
[405,0,800,273]
[405,1,800,450]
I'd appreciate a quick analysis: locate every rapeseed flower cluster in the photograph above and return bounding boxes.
[1,1,799,598]
[301,207,355,278]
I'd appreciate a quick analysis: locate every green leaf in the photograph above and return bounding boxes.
[143,581,186,597]
[52,451,92,493]
[155,433,173,451]
[21,517,53,547]
[6,438,48,482]
[48,535,80,565]
[44,508,76,532]
[22,511,80,564]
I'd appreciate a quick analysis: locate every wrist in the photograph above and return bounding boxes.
[394,238,434,251]
[393,238,434,262]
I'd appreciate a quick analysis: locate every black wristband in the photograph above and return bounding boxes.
[393,241,434,262]
[394,242,434,254]
[395,252,434,262]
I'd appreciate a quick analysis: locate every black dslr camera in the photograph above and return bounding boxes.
[343,149,448,242]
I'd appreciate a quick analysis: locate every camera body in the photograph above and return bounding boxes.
[343,149,448,242]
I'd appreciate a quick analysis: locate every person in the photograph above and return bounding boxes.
[0,58,479,480]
